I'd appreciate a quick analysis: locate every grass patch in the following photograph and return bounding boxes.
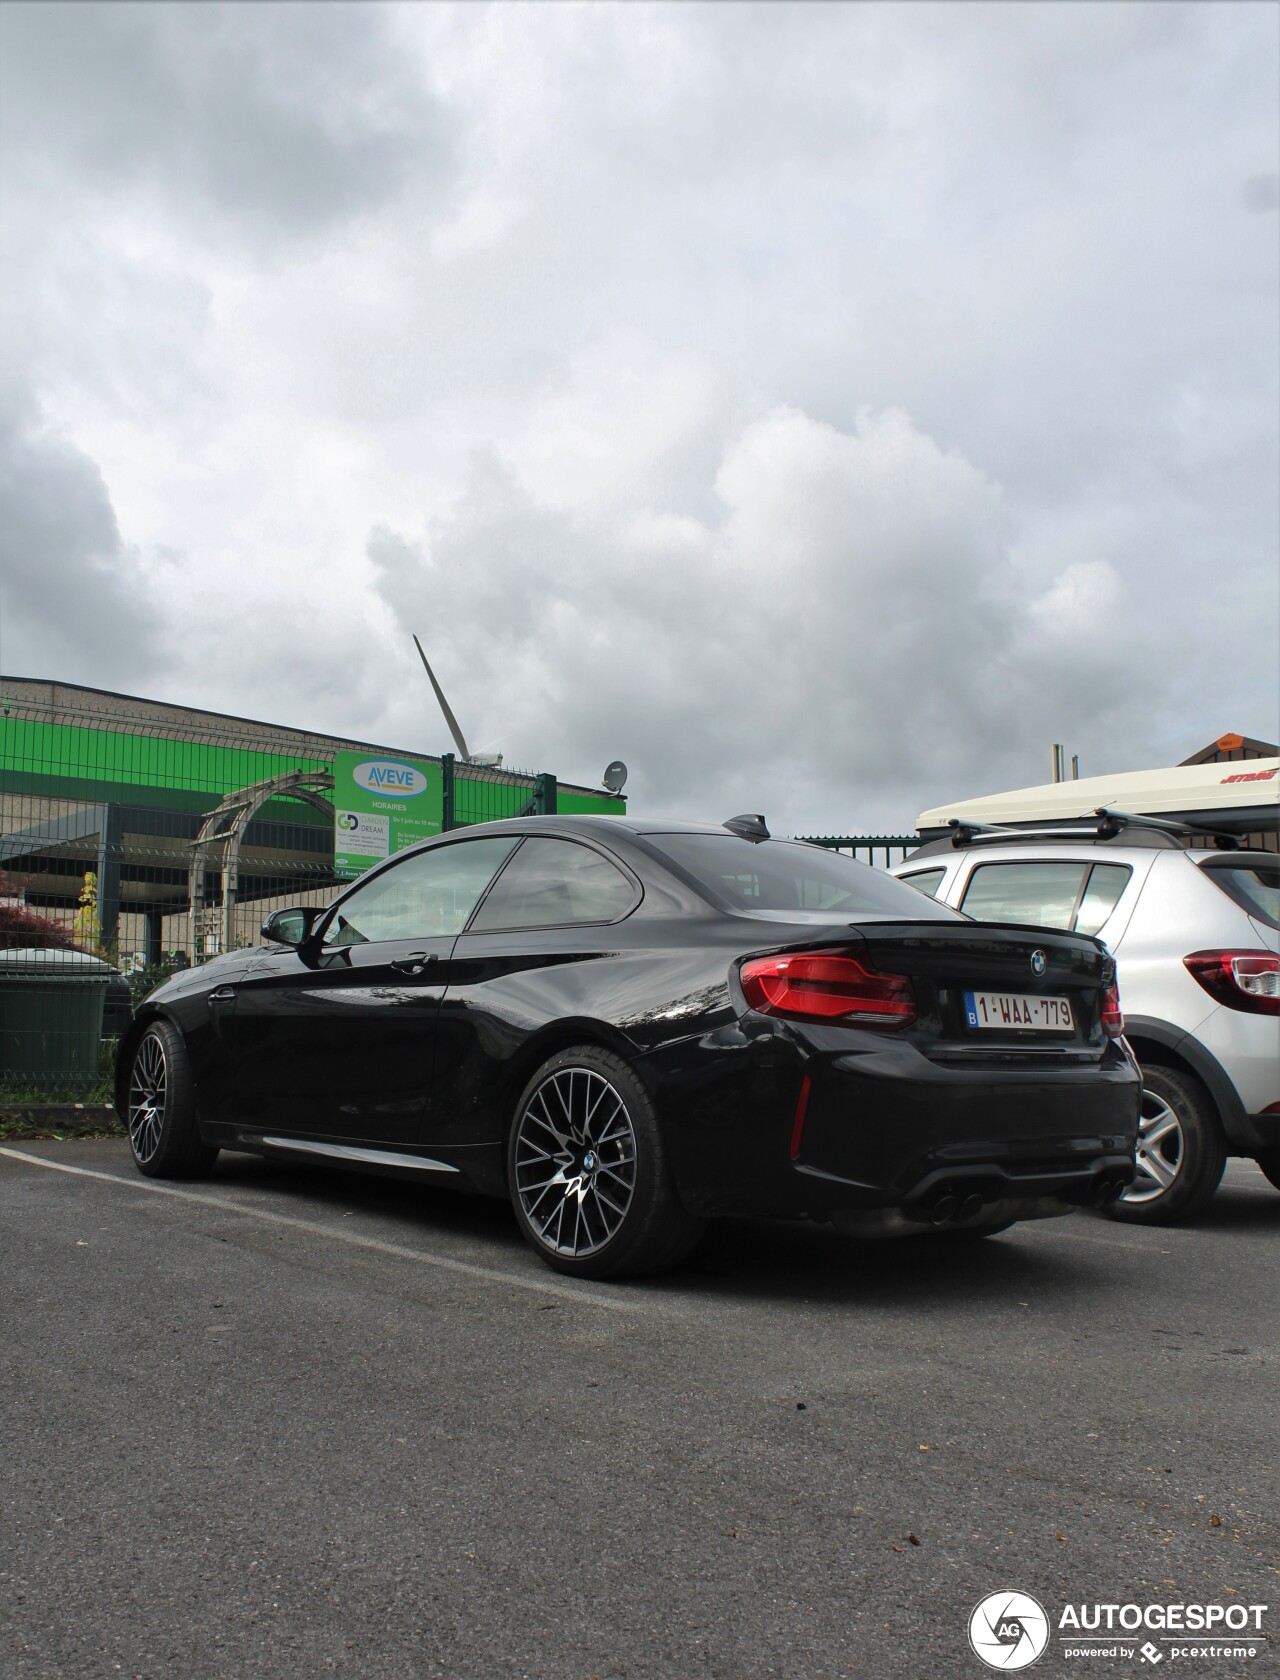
[0,1105,122,1141]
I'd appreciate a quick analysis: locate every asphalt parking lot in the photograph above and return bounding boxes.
[2,1141,1276,1680]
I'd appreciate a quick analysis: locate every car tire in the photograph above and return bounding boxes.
[1254,1150,1280,1193]
[1106,1063,1225,1225]
[507,1045,705,1279]
[126,1019,219,1179]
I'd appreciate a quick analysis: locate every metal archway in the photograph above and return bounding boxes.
[188,771,335,958]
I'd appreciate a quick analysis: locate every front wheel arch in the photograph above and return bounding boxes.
[114,1004,175,1114]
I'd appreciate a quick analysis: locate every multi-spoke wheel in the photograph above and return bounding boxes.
[1106,1063,1224,1225]
[513,1065,638,1257]
[507,1046,704,1279]
[124,1020,219,1179]
[128,1028,169,1166]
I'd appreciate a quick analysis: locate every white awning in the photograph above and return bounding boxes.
[916,758,1280,832]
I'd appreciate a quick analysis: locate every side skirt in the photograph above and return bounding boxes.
[251,1136,461,1175]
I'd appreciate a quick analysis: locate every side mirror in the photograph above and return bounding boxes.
[261,907,323,948]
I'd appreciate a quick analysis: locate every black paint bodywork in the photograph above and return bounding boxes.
[117,817,1140,1225]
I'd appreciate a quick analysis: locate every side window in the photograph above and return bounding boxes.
[960,862,1089,929]
[1075,864,1132,937]
[469,838,638,931]
[898,868,947,900]
[323,837,519,945]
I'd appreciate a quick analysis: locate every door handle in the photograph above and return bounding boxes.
[209,987,236,1002]
[390,952,439,976]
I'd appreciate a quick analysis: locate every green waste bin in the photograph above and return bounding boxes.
[0,948,112,1092]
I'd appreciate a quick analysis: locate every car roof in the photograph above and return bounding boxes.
[440,814,805,841]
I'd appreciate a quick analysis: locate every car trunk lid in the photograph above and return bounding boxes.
[849,920,1109,1055]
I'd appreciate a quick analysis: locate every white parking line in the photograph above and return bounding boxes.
[0,1147,643,1314]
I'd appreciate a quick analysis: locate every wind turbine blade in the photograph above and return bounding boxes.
[413,634,472,761]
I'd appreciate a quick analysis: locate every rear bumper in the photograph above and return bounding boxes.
[643,1026,1140,1221]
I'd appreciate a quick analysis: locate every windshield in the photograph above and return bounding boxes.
[1200,858,1280,931]
[652,834,962,921]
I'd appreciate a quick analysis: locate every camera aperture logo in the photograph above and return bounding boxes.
[969,1593,1269,1668]
[970,1591,1051,1670]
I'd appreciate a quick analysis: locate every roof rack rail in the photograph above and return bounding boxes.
[1094,808,1241,847]
[940,808,1242,851]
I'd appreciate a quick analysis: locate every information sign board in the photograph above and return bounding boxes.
[333,750,444,878]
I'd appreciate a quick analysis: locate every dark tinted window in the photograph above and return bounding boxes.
[470,838,638,930]
[653,835,958,919]
[1201,860,1280,931]
[898,867,947,900]
[324,836,519,945]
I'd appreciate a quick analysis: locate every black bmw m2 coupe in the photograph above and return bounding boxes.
[118,815,1140,1277]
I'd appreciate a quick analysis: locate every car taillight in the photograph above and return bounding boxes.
[739,951,916,1028]
[1183,950,1280,1016]
[1101,976,1125,1038]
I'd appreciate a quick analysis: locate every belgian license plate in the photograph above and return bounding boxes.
[964,990,1074,1032]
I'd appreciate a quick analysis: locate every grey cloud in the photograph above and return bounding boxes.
[1242,174,1280,213]
[0,387,166,684]
[0,1,454,238]
[0,1,1272,833]
[367,407,1153,834]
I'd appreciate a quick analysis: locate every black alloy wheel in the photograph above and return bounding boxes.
[1106,1063,1225,1225]
[126,1020,219,1179]
[507,1045,704,1279]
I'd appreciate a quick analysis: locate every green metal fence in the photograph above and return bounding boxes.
[443,755,558,829]
[800,834,923,868]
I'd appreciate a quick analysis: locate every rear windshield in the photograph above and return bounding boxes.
[652,834,961,921]
[1199,859,1280,931]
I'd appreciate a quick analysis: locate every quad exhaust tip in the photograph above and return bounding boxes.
[925,1187,988,1226]
[1090,1176,1126,1207]
[928,1192,959,1225]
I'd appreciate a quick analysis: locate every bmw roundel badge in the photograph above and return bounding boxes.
[1030,950,1047,978]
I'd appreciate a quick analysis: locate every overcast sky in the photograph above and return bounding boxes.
[1,0,1276,834]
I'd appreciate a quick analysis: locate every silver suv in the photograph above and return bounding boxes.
[891,820,1279,1223]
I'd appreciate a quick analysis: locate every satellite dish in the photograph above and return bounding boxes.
[412,634,503,768]
[602,760,628,794]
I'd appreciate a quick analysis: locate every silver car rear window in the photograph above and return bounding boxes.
[1199,859,1280,931]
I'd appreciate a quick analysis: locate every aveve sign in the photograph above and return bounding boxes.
[351,759,430,798]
